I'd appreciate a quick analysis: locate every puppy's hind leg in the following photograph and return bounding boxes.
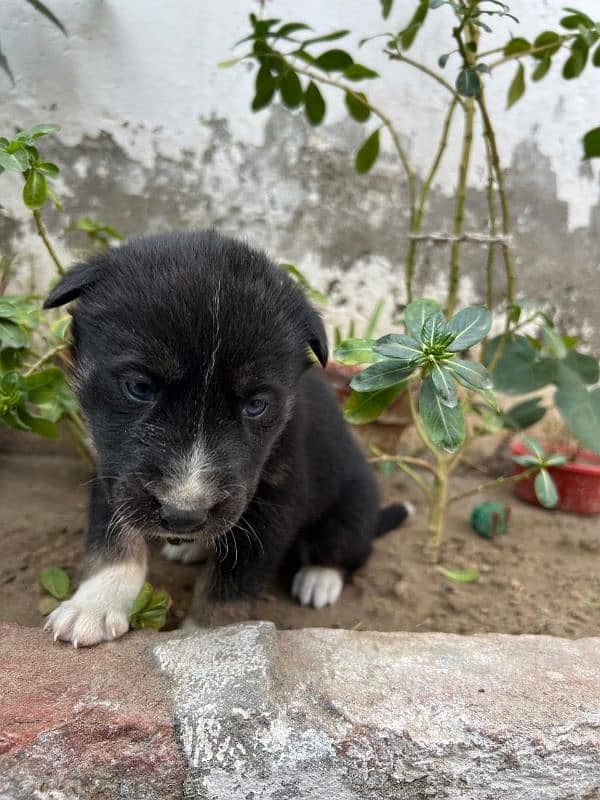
[290,478,379,610]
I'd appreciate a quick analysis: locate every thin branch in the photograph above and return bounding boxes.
[24,343,67,377]
[369,454,437,474]
[483,134,498,311]
[408,231,510,245]
[487,38,574,71]
[446,466,539,506]
[32,209,65,276]
[370,456,432,497]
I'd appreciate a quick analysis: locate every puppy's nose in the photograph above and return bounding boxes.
[158,502,210,533]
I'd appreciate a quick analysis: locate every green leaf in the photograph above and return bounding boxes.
[15,123,60,141]
[343,64,378,81]
[38,566,71,599]
[274,22,311,38]
[513,454,540,467]
[304,81,326,125]
[534,468,559,508]
[545,453,568,467]
[541,324,567,359]
[421,311,448,348]
[561,11,593,30]
[380,0,393,18]
[507,63,526,108]
[23,169,47,209]
[456,67,481,98]
[400,0,428,50]
[343,383,407,425]
[280,70,303,108]
[419,376,465,452]
[302,30,350,46]
[404,299,442,340]
[0,319,28,348]
[350,359,416,392]
[583,127,600,159]
[345,91,371,122]
[446,358,492,390]
[485,334,556,394]
[252,65,276,111]
[555,373,600,454]
[36,161,60,176]
[594,43,600,67]
[315,49,353,71]
[38,596,60,615]
[25,366,66,403]
[334,338,380,365]
[522,435,545,460]
[503,37,531,56]
[430,363,458,408]
[563,38,589,78]
[503,397,546,431]
[355,129,380,174]
[363,298,385,339]
[532,31,561,59]
[17,407,60,438]
[446,306,492,351]
[434,566,479,583]
[24,0,67,35]
[563,350,599,384]
[532,57,552,82]
[129,581,154,617]
[373,333,423,363]
[438,52,451,68]
[0,148,29,172]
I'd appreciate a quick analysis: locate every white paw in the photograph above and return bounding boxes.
[404,501,417,518]
[44,599,130,648]
[161,539,209,564]
[291,566,344,609]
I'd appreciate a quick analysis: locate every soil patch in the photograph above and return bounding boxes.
[1,443,599,638]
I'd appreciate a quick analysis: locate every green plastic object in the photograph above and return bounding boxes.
[470,501,511,539]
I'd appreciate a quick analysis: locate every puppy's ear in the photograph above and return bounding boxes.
[43,260,100,309]
[305,306,329,368]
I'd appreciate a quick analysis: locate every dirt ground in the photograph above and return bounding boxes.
[1,430,599,639]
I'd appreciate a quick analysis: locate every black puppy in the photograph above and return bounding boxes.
[43,231,412,646]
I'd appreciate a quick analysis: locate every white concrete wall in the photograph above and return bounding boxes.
[1,0,599,337]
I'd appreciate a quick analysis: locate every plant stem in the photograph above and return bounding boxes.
[369,456,432,497]
[24,343,67,377]
[446,97,474,316]
[487,38,574,70]
[446,465,539,506]
[32,209,65,276]
[405,97,460,303]
[484,135,497,311]
[426,457,449,562]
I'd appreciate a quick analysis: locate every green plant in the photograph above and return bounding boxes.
[336,299,597,559]
[37,567,171,630]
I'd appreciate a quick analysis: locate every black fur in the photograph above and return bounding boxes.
[45,231,410,607]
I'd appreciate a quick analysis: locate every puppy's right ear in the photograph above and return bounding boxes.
[43,261,99,309]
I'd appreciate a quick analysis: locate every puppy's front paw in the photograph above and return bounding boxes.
[45,599,130,648]
[292,566,344,609]
[161,539,209,564]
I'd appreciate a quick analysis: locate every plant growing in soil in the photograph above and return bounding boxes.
[37,567,171,630]
[0,124,122,458]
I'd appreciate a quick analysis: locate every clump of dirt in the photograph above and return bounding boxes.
[2,436,599,639]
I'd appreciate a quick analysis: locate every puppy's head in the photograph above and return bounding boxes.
[45,231,327,544]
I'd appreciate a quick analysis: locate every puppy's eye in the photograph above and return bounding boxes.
[242,397,268,418]
[124,379,156,403]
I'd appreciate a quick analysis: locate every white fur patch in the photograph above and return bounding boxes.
[161,539,210,564]
[404,501,416,518]
[291,566,345,609]
[44,557,147,648]
[158,442,215,509]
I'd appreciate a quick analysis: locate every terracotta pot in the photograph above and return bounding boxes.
[511,440,600,515]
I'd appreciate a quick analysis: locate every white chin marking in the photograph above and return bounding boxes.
[291,566,344,609]
[404,501,417,518]
[44,559,146,648]
[161,539,210,564]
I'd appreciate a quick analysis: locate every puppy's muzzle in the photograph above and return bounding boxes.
[156,499,212,534]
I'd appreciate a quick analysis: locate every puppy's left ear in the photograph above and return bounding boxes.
[305,306,329,368]
[43,259,100,309]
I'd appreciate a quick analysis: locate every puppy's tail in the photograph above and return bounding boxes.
[375,502,415,538]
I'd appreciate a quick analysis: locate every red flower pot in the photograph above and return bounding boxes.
[511,441,600,514]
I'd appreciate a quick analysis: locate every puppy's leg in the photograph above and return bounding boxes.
[45,482,147,647]
[291,478,378,609]
[184,505,293,628]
